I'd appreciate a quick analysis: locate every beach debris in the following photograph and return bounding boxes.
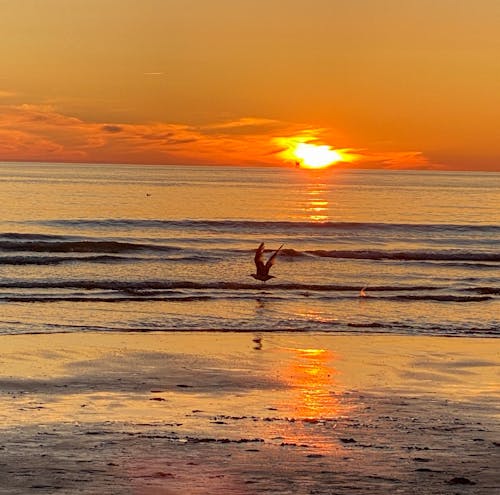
[447,477,476,485]
[303,418,320,424]
[153,471,174,478]
[360,286,368,297]
[253,336,263,350]
[185,437,264,444]
[340,437,357,444]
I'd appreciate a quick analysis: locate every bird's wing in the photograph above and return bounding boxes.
[265,244,284,270]
[254,243,266,274]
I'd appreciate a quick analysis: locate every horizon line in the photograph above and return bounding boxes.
[0,159,498,174]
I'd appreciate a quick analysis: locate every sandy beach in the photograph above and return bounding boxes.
[2,0,500,493]
[0,332,498,494]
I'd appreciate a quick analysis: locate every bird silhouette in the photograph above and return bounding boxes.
[250,243,283,281]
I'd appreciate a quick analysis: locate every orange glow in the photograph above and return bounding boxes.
[1,2,498,171]
[305,184,329,222]
[274,136,355,169]
[285,347,340,420]
[294,143,343,169]
[271,346,347,452]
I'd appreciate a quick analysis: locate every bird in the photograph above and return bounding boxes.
[250,243,283,282]
[359,286,367,297]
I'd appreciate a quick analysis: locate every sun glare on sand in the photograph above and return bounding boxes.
[275,137,354,169]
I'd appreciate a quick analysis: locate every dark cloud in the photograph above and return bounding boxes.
[141,131,198,145]
[164,137,198,145]
[101,125,123,133]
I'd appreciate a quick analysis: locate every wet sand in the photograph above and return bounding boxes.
[0,332,498,494]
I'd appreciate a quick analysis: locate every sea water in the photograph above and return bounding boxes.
[0,163,498,336]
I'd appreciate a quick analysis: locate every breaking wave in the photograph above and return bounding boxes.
[29,219,500,234]
[0,238,172,253]
[295,249,500,262]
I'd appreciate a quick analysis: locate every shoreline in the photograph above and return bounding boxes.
[1,332,498,493]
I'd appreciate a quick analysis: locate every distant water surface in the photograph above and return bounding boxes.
[0,163,498,336]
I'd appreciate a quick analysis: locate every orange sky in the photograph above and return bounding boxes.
[1,0,499,171]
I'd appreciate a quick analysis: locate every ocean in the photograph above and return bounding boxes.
[0,162,498,336]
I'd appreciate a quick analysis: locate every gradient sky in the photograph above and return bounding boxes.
[1,0,499,170]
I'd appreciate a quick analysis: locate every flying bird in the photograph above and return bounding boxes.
[251,243,283,282]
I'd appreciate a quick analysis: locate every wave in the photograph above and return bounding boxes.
[0,280,495,303]
[1,232,68,240]
[4,327,498,338]
[392,295,492,302]
[292,249,500,262]
[1,295,214,303]
[410,261,500,269]
[0,239,174,254]
[27,219,500,234]
[462,287,500,295]
[0,255,135,265]
[1,233,498,263]
[0,254,214,266]
[0,280,447,291]
[0,293,491,304]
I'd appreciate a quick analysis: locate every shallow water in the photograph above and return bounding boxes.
[0,163,498,336]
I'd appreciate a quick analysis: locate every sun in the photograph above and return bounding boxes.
[273,136,353,169]
[293,143,343,169]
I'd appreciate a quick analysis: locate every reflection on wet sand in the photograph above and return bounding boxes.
[284,347,341,420]
[1,334,498,493]
[270,346,350,452]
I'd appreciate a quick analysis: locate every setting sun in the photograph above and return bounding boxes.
[293,143,343,169]
[274,136,354,169]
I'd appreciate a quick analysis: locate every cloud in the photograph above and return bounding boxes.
[0,102,440,169]
[0,104,186,163]
[0,104,304,165]
[0,128,85,161]
[343,150,443,170]
[204,117,286,136]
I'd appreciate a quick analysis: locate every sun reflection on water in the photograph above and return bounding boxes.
[305,184,329,222]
